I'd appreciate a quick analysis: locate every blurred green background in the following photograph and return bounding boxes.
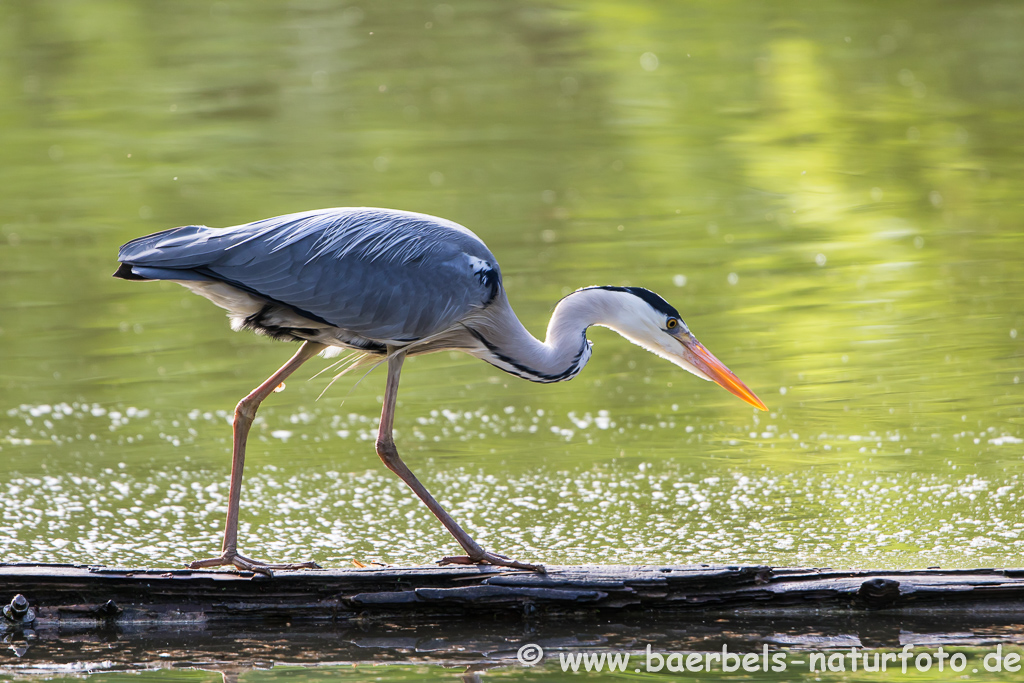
[1,0,1023,576]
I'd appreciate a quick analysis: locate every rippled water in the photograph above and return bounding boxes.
[2,0,1024,679]
[3,398,1022,568]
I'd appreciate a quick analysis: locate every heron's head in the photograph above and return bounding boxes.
[581,286,767,411]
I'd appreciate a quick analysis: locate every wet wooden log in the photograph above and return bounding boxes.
[2,562,1024,627]
[3,564,1024,673]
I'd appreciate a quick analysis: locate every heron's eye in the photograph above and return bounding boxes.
[666,318,679,330]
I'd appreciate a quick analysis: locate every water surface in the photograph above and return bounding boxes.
[1,0,1023,678]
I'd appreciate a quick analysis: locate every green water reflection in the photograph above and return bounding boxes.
[2,0,1023,580]
[5,648,1024,683]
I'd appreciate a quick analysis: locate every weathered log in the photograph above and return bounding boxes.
[2,562,1024,624]
[2,563,1024,672]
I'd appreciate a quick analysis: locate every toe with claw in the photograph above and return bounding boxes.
[187,551,320,577]
[439,551,545,572]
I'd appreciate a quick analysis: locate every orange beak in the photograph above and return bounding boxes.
[678,334,768,411]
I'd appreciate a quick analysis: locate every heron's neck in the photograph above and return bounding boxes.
[470,288,627,383]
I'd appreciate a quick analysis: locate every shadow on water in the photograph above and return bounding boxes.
[4,615,1024,678]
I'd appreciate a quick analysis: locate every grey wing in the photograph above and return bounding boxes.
[115,208,502,343]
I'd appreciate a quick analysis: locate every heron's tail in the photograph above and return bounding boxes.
[113,225,238,282]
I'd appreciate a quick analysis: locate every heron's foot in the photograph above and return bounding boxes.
[187,551,321,577]
[438,551,545,572]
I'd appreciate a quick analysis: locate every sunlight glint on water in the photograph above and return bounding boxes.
[2,401,1022,569]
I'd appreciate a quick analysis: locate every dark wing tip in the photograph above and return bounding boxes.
[113,262,147,280]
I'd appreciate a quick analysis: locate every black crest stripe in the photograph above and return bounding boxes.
[577,286,681,319]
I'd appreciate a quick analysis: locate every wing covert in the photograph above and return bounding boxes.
[116,208,502,342]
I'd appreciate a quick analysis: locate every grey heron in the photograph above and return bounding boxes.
[115,207,767,574]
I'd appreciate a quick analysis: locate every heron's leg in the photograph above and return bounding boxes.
[188,341,327,576]
[375,349,543,572]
